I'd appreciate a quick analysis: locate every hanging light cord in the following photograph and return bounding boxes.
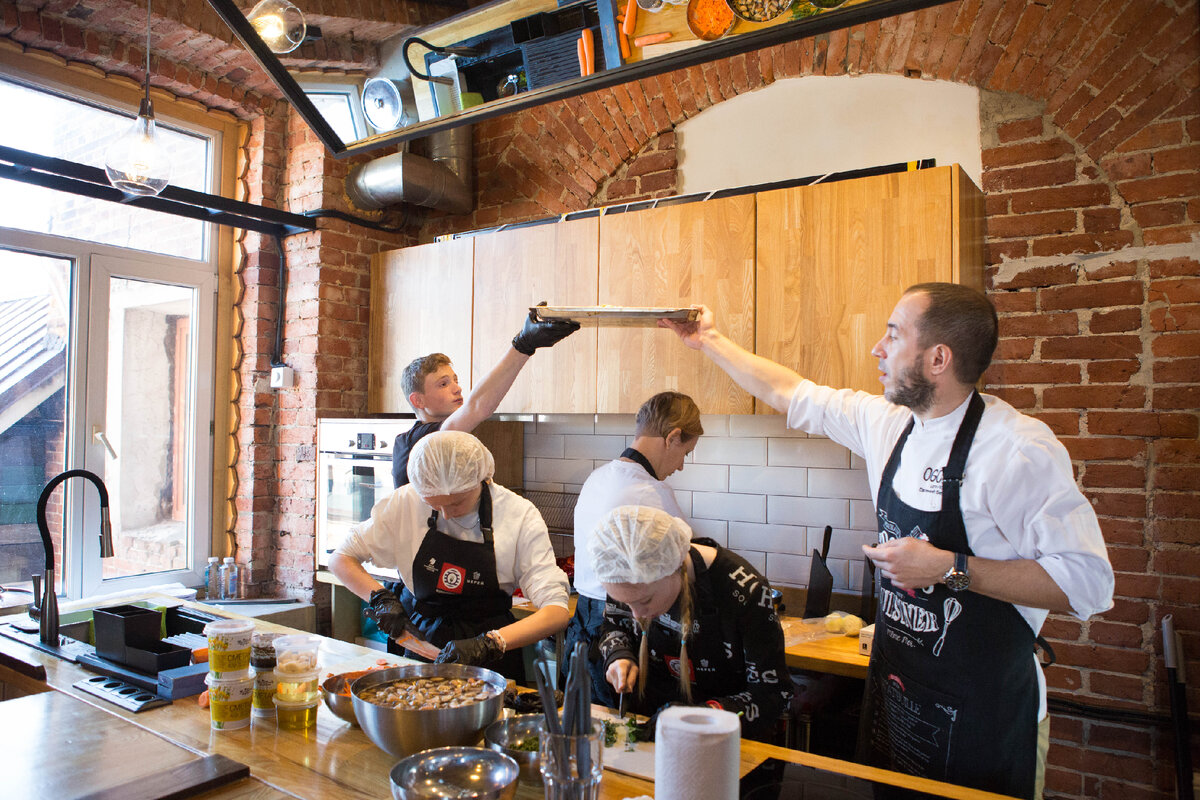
[143,0,152,115]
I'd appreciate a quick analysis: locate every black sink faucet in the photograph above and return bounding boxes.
[35,469,113,646]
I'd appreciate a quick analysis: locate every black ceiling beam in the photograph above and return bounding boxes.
[0,144,316,238]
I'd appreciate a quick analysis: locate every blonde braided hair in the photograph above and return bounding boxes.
[634,561,694,704]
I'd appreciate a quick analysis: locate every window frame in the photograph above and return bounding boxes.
[0,48,242,599]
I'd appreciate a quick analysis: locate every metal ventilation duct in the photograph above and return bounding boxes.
[345,126,473,215]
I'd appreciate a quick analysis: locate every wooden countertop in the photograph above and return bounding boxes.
[0,592,1009,800]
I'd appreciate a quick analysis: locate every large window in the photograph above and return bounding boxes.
[0,75,218,600]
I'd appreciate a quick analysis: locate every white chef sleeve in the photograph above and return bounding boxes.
[988,433,1114,620]
[511,505,570,610]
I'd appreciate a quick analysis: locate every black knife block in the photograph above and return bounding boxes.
[93,604,163,665]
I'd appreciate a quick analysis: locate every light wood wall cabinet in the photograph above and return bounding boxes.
[597,195,757,414]
[755,165,984,408]
[368,238,474,413]
[472,218,600,414]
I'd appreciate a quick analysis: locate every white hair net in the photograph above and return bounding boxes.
[408,430,495,497]
[588,505,692,586]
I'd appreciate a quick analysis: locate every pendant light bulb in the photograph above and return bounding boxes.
[105,0,169,196]
[247,0,307,54]
[105,98,170,196]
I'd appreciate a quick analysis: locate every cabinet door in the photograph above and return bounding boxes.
[756,166,981,404]
[598,195,756,414]
[368,238,474,413]
[472,218,599,414]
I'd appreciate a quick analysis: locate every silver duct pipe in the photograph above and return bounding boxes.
[345,126,474,215]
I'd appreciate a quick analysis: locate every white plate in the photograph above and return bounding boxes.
[532,306,699,327]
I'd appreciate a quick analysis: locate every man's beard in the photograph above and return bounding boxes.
[887,362,935,413]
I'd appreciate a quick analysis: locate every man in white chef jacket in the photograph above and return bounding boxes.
[663,283,1113,800]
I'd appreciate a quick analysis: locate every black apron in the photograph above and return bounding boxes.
[858,392,1038,799]
[392,482,524,678]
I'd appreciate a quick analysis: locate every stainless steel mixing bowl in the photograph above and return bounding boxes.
[350,663,507,759]
[390,746,519,800]
[484,714,544,786]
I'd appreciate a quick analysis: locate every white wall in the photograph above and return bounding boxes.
[676,74,982,194]
[524,414,878,593]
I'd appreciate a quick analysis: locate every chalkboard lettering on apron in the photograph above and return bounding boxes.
[858,393,1038,800]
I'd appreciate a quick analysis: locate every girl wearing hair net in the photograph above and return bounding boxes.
[331,431,570,679]
[590,506,792,742]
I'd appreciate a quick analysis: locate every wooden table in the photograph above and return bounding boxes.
[0,592,1011,800]
[782,617,871,679]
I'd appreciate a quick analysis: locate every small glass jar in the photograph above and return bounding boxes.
[275,696,318,730]
[274,667,319,703]
[250,631,281,670]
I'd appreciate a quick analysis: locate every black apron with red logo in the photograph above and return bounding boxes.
[395,483,524,678]
[858,392,1037,799]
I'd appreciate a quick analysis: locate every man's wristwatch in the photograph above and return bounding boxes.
[943,552,971,592]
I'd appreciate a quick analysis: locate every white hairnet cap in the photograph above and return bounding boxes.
[589,505,692,585]
[409,430,495,497]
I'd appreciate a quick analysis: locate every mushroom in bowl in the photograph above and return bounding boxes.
[351,663,507,758]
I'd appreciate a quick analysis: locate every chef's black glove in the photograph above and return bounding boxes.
[435,632,505,667]
[365,587,416,639]
[511,302,580,356]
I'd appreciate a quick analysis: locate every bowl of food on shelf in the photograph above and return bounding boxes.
[687,0,736,40]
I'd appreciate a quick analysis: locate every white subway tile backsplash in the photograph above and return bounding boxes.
[689,517,728,546]
[768,437,851,469]
[535,458,596,484]
[825,558,854,591]
[728,522,808,555]
[850,452,867,470]
[728,414,805,437]
[564,434,626,459]
[594,414,635,435]
[729,466,807,496]
[534,415,597,435]
[524,433,565,458]
[813,527,878,559]
[768,495,849,528]
[850,500,878,531]
[765,552,813,587]
[693,492,766,523]
[521,415,878,592]
[693,437,767,466]
[664,463,729,492]
[673,491,693,518]
[807,468,871,500]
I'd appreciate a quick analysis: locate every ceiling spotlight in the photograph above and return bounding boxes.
[247,0,308,54]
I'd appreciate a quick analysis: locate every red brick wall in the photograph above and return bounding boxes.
[416,1,1200,797]
[4,0,1197,795]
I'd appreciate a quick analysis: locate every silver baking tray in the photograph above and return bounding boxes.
[532,306,699,327]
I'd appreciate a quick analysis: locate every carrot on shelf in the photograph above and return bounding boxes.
[634,31,671,47]
[581,28,595,75]
[622,0,637,36]
[619,31,630,60]
[577,36,587,76]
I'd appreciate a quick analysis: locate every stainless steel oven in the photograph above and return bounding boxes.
[315,417,416,573]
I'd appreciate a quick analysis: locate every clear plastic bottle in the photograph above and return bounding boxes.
[238,561,252,599]
[218,557,236,600]
[204,556,220,600]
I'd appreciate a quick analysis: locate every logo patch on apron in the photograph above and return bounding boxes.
[437,563,466,594]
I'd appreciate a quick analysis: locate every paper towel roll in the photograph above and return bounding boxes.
[653,705,741,800]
